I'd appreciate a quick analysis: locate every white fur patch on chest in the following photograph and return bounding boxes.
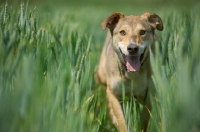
[109,71,149,97]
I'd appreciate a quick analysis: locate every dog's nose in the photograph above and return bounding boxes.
[127,44,139,53]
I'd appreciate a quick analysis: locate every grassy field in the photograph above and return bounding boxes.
[0,1,200,132]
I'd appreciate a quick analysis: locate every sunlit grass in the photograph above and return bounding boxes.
[0,2,200,132]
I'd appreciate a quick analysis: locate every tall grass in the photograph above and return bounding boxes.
[149,10,200,132]
[0,3,103,132]
[0,2,200,132]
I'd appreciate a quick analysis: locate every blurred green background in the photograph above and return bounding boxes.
[0,0,199,9]
[0,0,200,132]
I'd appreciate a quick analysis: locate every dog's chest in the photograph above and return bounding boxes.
[111,70,150,97]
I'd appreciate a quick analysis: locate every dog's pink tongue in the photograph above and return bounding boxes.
[126,56,141,72]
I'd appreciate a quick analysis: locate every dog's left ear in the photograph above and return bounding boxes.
[141,12,163,31]
[101,12,125,31]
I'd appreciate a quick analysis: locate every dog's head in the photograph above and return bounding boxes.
[101,12,163,72]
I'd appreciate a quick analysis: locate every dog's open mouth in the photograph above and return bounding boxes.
[119,48,145,72]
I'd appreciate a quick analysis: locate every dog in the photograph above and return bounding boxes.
[95,12,163,132]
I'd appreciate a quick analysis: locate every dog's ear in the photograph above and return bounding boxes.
[101,12,125,31]
[141,12,163,31]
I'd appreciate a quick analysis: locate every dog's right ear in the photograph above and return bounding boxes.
[101,12,124,31]
[141,12,163,31]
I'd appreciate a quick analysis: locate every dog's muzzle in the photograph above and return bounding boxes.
[119,48,146,72]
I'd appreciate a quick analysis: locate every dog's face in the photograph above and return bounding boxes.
[101,12,163,72]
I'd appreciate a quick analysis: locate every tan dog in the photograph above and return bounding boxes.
[95,12,163,132]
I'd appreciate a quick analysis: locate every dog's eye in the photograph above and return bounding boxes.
[120,30,126,36]
[140,30,146,35]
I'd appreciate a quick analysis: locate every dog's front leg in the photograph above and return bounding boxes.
[106,87,127,132]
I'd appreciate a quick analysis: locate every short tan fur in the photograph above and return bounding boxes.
[95,12,163,132]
